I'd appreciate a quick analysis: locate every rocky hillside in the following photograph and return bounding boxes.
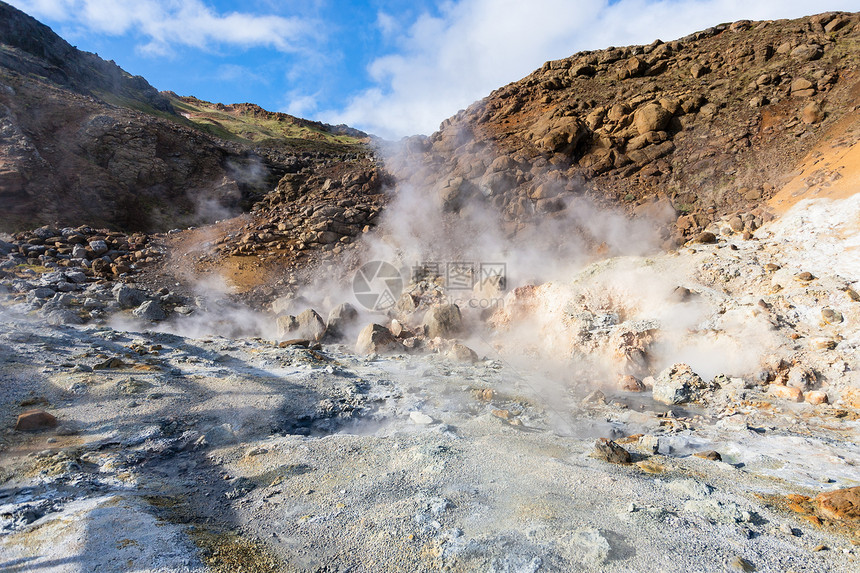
[389,11,860,245]
[0,1,371,233]
[189,10,860,306]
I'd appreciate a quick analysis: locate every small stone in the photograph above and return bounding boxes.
[593,438,631,464]
[422,304,463,338]
[652,363,707,405]
[325,303,358,341]
[115,285,147,309]
[786,366,816,390]
[492,409,512,420]
[618,375,645,392]
[790,78,815,97]
[278,339,310,348]
[133,300,166,321]
[277,309,326,341]
[88,240,108,255]
[768,384,803,402]
[409,411,434,425]
[582,389,606,404]
[15,410,58,431]
[693,450,722,461]
[805,391,828,405]
[473,388,495,402]
[689,231,717,245]
[446,343,479,363]
[355,323,402,355]
[729,556,755,572]
[821,308,843,324]
[801,103,824,124]
[93,357,126,370]
[794,272,815,282]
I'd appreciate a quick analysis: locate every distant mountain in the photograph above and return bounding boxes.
[0,1,371,233]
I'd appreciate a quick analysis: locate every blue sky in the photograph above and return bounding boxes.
[7,0,859,138]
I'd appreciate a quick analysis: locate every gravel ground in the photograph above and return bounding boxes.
[0,195,859,572]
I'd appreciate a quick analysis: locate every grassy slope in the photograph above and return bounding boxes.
[167,95,365,150]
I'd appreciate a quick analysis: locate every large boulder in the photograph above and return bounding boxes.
[355,323,402,355]
[277,309,327,341]
[652,363,709,404]
[133,300,166,321]
[422,304,463,339]
[114,285,147,309]
[325,303,359,341]
[15,410,58,431]
[633,103,672,135]
[446,343,479,363]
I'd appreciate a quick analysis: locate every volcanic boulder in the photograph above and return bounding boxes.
[355,324,402,355]
[325,303,359,341]
[277,309,327,342]
[422,304,463,339]
[15,410,58,431]
[652,363,709,404]
[633,103,672,135]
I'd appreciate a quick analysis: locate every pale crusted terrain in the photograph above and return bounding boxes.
[1,188,859,572]
[1,7,860,573]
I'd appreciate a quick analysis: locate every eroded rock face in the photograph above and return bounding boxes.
[0,3,371,233]
[816,487,860,522]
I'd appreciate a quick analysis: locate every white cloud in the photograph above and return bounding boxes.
[216,64,268,85]
[376,11,399,38]
[8,0,314,55]
[285,91,318,117]
[322,0,859,139]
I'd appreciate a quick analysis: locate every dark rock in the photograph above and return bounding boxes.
[690,231,717,244]
[593,438,631,464]
[15,410,58,431]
